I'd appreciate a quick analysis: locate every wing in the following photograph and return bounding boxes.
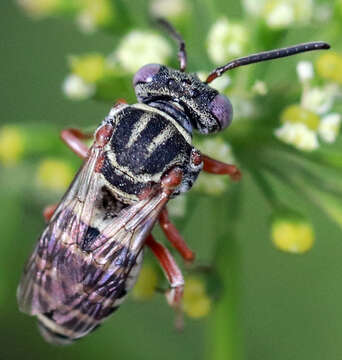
[17,144,168,339]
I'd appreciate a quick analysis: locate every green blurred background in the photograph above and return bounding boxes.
[1,1,342,360]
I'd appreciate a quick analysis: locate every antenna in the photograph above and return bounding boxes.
[206,42,330,83]
[156,18,187,72]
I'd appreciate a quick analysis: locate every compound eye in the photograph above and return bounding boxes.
[209,94,233,130]
[133,64,161,87]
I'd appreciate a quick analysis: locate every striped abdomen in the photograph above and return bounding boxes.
[36,246,144,345]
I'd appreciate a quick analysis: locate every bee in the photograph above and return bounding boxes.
[17,18,330,345]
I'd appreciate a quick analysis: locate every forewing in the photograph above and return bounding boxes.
[36,191,168,339]
[17,143,168,328]
[17,145,103,315]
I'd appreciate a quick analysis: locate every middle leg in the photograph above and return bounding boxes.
[60,128,91,160]
[159,208,195,262]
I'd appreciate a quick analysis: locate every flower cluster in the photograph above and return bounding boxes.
[242,0,313,29]
[133,264,212,319]
[0,126,25,167]
[207,18,249,64]
[63,31,171,100]
[17,0,115,33]
[275,58,341,151]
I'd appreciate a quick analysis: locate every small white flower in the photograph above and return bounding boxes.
[313,4,332,22]
[150,0,188,18]
[229,96,255,120]
[318,113,341,143]
[197,72,231,92]
[302,86,335,115]
[243,0,313,29]
[275,122,319,151]
[192,138,235,195]
[297,61,314,83]
[115,31,172,73]
[196,138,235,163]
[207,18,249,64]
[76,12,96,33]
[194,173,229,196]
[62,74,95,100]
[252,80,268,96]
[242,0,265,15]
[266,3,295,29]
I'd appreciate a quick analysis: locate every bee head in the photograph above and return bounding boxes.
[133,64,233,134]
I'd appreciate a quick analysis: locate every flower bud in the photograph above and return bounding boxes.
[271,210,314,254]
[316,52,342,84]
[183,276,212,318]
[281,105,320,131]
[36,158,74,191]
[70,54,106,83]
[132,264,158,301]
[0,126,25,166]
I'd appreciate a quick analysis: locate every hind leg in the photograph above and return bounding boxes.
[146,234,184,328]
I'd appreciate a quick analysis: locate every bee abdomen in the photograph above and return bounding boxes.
[35,251,143,345]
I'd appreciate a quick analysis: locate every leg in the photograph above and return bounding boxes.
[60,128,91,160]
[43,204,58,222]
[146,234,184,309]
[114,98,127,106]
[202,154,242,181]
[159,208,195,262]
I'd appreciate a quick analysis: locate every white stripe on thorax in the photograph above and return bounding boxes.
[126,112,151,148]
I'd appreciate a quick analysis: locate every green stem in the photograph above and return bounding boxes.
[248,167,280,209]
[207,189,244,360]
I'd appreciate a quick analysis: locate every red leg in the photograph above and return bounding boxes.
[159,208,195,262]
[60,128,91,160]
[114,98,127,106]
[202,154,242,181]
[146,234,184,308]
[43,204,58,222]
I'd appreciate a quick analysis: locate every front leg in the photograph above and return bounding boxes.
[202,154,242,181]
